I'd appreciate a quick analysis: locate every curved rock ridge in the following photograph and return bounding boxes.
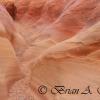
[0,37,23,100]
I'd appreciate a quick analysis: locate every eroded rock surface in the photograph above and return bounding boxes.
[0,0,100,100]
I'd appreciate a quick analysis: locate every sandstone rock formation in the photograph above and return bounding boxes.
[0,37,23,100]
[0,0,100,100]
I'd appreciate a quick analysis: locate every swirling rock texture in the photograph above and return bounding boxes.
[0,0,100,100]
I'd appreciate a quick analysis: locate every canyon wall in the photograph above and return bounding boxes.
[0,0,100,100]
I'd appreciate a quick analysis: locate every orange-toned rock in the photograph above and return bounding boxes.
[0,0,99,100]
[0,0,16,19]
[53,0,100,37]
[15,0,46,22]
[15,0,100,42]
[21,39,56,66]
[0,5,28,56]
[0,37,23,100]
[0,5,15,41]
[30,21,100,100]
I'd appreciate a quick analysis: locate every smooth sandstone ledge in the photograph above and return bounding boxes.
[0,37,23,100]
[30,22,100,100]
